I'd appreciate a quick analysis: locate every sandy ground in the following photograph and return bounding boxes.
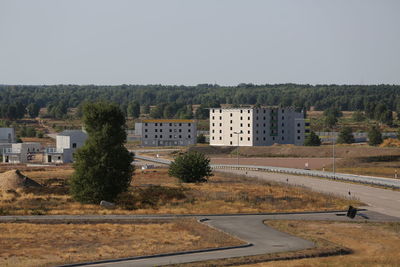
[210,157,336,169]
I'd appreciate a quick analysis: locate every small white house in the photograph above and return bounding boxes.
[3,143,42,164]
[44,130,87,163]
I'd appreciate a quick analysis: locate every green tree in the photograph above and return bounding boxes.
[168,151,212,183]
[70,102,134,203]
[127,101,140,119]
[324,114,338,128]
[368,126,383,146]
[27,103,40,118]
[304,131,321,146]
[337,127,355,144]
[351,111,365,122]
[142,105,150,114]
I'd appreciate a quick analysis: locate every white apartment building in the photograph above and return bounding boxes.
[138,119,197,147]
[209,107,308,146]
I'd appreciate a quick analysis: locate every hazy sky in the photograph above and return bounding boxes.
[1,0,399,85]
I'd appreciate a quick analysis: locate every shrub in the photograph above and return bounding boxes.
[337,127,355,144]
[368,126,383,146]
[168,151,213,183]
[304,131,321,146]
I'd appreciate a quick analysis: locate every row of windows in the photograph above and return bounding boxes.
[144,135,192,139]
[145,129,191,133]
[144,123,191,127]
[211,135,303,143]
[211,109,287,114]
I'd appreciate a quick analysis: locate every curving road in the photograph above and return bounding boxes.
[2,211,398,267]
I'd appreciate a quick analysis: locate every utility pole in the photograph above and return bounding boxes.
[332,132,336,178]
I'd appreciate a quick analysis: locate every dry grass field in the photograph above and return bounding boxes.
[0,168,360,215]
[240,220,400,267]
[0,219,242,267]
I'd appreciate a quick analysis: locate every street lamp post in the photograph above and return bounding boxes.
[332,132,336,178]
[233,131,243,166]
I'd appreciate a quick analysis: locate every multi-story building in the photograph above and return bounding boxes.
[137,119,197,147]
[209,107,308,146]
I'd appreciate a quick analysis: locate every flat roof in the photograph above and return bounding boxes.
[142,119,195,123]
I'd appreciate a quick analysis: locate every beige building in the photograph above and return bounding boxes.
[209,107,308,146]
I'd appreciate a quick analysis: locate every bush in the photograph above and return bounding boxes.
[168,151,213,183]
[368,126,383,146]
[337,127,355,144]
[304,131,321,146]
[196,134,206,144]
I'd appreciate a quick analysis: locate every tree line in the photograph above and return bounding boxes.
[0,84,399,120]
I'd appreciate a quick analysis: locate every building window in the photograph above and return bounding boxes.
[160,129,163,132]
[240,123,243,127]
[230,127,233,130]
[169,135,172,138]
[179,135,182,138]
[240,116,243,120]
[297,136,300,140]
[155,123,158,126]
[145,123,148,126]
[219,116,222,120]
[145,129,148,132]
[219,123,222,126]
[160,123,163,126]
[240,137,243,141]
[230,113,233,117]
[212,130,215,133]
[219,136,222,140]
[169,129,172,132]
[230,133,232,137]
[212,123,215,126]
[212,136,214,140]
[188,135,191,138]
[219,109,222,113]
[282,116,284,120]
[248,110,250,113]
[179,129,182,132]
[256,110,259,114]
[188,129,191,132]
[297,130,300,133]
[169,123,172,126]
[155,135,158,138]
[247,117,250,120]
[72,143,77,148]
[240,110,243,113]
[297,123,300,127]
[248,130,250,134]
[256,123,259,127]
[273,137,275,141]
[230,120,233,124]
[263,117,266,120]
[263,130,266,134]
[263,110,266,113]
[256,137,259,141]
[256,116,259,120]
[188,123,191,126]
[282,130,284,134]
[160,135,163,138]
[219,130,222,133]
[282,136,284,140]
[230,141,232,145]
[145,135,148,138]
[248,123,250,127]
[248,137,250,141]
[212,116,215,120]
[281,123,284,127]
[212,109,215,113]
[155,129,158,132]
[263,123,266,127]
[282,109,285,113]
[179,123,182,126]
[256,130,259,134]
[263,137,266,141]
[305,129,310,133]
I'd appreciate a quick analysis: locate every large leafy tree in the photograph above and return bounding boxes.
[168,151,212,183]
[337,127,355,144]
[127,101,140,119]
[70,102,134,203]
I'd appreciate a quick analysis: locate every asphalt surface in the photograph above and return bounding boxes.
[2,211,398,267]
[218,169,400,218]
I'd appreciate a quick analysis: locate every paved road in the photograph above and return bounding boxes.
[2,211,397,267]
[218,169,400,218]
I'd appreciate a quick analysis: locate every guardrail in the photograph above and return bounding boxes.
[134,155,400,189]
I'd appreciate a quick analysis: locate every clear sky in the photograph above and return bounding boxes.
[1,0,399,86]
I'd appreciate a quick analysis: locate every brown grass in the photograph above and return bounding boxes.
[239,220,400,267]
[0,168,360,215]
[0,219,242,267]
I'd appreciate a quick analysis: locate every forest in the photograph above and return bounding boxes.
[0,84,399,121]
